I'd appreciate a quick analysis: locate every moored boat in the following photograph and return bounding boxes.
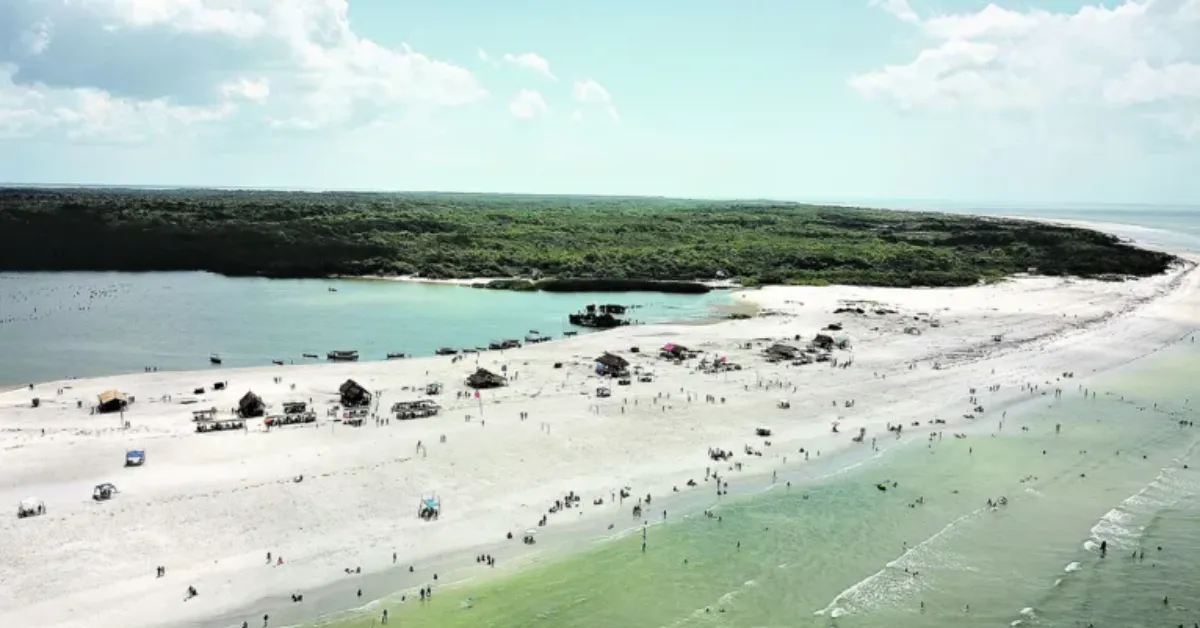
[209,354,222,365]
[327,350,359,361]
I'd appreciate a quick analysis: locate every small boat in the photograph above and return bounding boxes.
[327,350,359,361]
[209,354,222,365]
[302,353,319,359]
[386,352,407,360]
[328,287,338,292]
[272,360,284,366]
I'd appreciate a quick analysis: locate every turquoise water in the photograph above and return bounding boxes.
[306,341,1200,628]
[0,272,733,387]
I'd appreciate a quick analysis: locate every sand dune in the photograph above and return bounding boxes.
[2,249,1198,628]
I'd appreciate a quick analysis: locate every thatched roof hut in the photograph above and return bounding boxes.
[812,334,835,350]
[97,389,128,414]
[765,344,800,359]
[238,391,265,418]
[596,352,630,369]
[466,368,507,389]
[339,379,372,407]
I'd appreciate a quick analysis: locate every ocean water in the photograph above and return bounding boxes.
[305,341,1200,628]
[0,273,734,387]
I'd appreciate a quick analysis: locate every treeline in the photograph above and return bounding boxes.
[0,188,1178,288]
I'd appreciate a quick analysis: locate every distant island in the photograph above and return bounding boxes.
[0,188,1178,289]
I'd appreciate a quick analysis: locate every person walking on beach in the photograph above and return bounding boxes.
[381,609,388,624]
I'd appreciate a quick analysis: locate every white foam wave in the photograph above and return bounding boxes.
[814,505,986,616]
[1064,561,1081,572]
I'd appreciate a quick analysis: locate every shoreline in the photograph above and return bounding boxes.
[2,221,1199,628]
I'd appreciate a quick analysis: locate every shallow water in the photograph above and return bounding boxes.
[304,342,1200,628]
[0,272,732,387]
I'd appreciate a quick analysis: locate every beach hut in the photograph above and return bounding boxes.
[237,391,266,418]
[92,483,117,501]
[17,498,45,519]
[660,343,691,359]
[97,389,129,414]
[125,449,146,467]
[425,382,443,396]
[764,344,800,360]
[282,401,308,415]
[466,368,507,389]
[418,495,441,520]
[339,379,372,407]
[594,352,629,376]
[812,334,836,350]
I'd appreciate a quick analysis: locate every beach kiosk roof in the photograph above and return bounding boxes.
[97,389,128,414]
[595,352,630,370]
[466,368,507,389]
[238,391,265,418]
[339,379,372,407]
[125,449,145,466]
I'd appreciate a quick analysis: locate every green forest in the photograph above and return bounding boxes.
[0,188,1177,288]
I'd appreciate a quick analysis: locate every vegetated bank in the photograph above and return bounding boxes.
[0,188,1178,289]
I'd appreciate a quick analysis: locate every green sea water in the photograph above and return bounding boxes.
[304,342,1200,628]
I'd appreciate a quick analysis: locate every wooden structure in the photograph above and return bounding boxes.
[466,368,507,389]
[596,386,611,398]
[392,399,441,420]
[425,382,443,395]
[192,408,217,421]
[339,379,372,407]
[196,418,245,433]
[265,412,316,428]
[594,352,630,377]
[92,483,117,501]
[764,344,801,360]
[660,343,693,360]
[812,334,836,350]
[17,498,45,519]
[238,391,265,418]
[97,389,129,414]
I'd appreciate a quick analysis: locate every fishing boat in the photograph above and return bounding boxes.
[209,354,222,365]
[327,350,359,361]
[386,352,407,360]
[302,353,319,359]
[272,359,284,365]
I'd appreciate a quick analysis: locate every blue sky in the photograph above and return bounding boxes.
[0,0,1198,204]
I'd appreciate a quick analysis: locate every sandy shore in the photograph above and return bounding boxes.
[3,231,1199,628]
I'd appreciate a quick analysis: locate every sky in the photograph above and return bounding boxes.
[0,0,1199,205]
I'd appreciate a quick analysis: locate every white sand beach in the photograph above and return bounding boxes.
[3,241,1199,628]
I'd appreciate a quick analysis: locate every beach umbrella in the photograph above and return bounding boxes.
[525,528,539,536]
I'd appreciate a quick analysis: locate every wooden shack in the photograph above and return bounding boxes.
[392,399,441,420]
[237,391,265,418]
[812,334,836,351]
[466,368,507,389]
[339,379,372,407]
[764,344,801,360]
[97,389,129,414]
[595,352,630,376]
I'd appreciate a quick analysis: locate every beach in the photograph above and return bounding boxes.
[2,229,1199,628]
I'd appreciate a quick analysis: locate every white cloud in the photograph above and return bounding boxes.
[0,0,488,139]
[221,78,270,103]
[503,52,556,80]
[573,78,612,104]
[870,0,919,24]
[570,109,583,123]
[852,0,1200,136]
[478,48,490,62]
[508,89,548,119]
[571,78,619,122]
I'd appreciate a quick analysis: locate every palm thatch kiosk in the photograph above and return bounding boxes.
[595,352,630,377]
[466,368,507,389]
[764,343,801,361]
[339,379,372,407]
[97,389,129,414]
[238,391,266,418]
[812,333,836,351]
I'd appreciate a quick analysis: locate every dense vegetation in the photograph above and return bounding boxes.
[0,188,1177,288]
